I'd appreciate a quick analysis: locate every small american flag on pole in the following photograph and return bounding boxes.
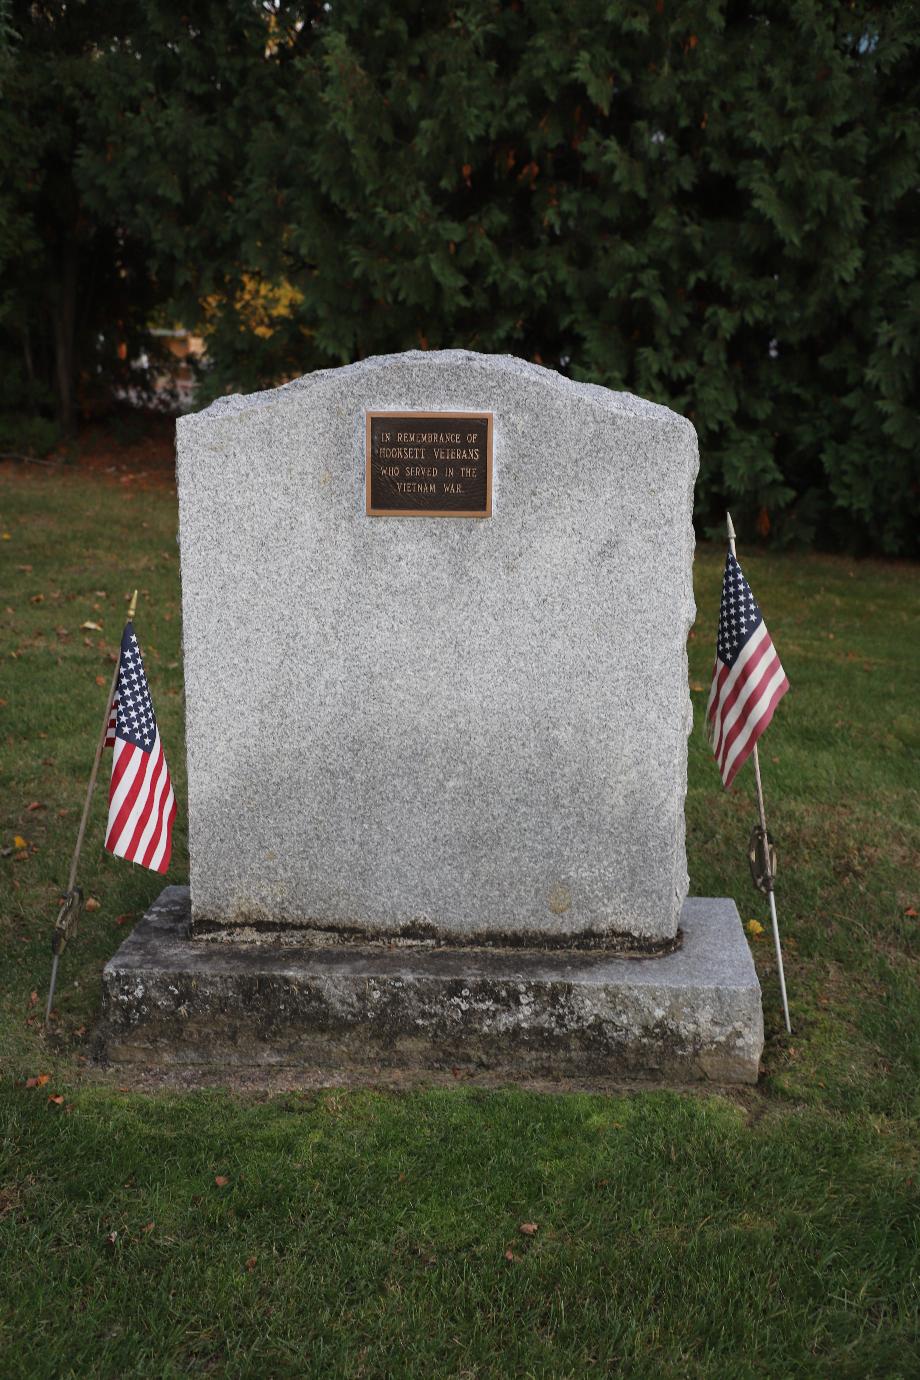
[707,552,789,789]
[105,621,176,873]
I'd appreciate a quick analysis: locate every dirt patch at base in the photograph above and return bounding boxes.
[72,1056,769,1108]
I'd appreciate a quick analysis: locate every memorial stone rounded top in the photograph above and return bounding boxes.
[177,350,698,948]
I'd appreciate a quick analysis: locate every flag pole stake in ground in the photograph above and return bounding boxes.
[725,514,792,1034]
[45,589,138,1026]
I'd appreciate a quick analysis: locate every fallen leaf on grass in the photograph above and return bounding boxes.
[104,1231,118,1248]
[214,1176,230,1188]
[519,1222,539,1236]
[12,835,27,849]
[245,1256,257,1272]
[84,897,101,912]
[745,919,764,939]
[80,620,102,631]
[142,1221,155,1234]
[47,1094,64,1106]
[94,674,106,686]
[904,907,918,919]
[504,1249,517,1262]
[25,1074,50,1088]
[30,593,45,604]
[26,801,44,811]
[28,991,37,1008]
[114,914,132,927]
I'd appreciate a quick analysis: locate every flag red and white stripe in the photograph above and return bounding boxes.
[707,552,789,789]
[104,695,117,748]
[104,622,176,873]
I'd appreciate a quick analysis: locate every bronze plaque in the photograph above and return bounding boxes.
[366,411,493,517]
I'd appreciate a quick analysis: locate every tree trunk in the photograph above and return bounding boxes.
[21,326,36,408]
[52,241,77,433]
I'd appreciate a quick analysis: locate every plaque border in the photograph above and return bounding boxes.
[365,410,493,518]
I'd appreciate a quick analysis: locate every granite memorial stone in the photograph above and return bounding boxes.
[176,351,696,949]
[100,350,764,1083]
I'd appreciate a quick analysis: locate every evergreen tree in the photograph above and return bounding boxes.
[1,1,917,553]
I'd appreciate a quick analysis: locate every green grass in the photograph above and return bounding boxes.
[1,465,919,1377]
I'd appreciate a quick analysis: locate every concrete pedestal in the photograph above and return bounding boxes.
[98,887,763,1085]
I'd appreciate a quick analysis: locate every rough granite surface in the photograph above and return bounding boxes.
[99,889,763,1084]
[176,351,698,944]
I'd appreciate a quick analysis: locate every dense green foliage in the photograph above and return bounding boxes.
[1,1,918,551]
[2,465,919,1374]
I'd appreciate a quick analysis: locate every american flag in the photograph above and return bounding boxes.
[105,621,176,873]
[707,552,789,789]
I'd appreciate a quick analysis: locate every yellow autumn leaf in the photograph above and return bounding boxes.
[13,835,27,849]
[746,919,765,938]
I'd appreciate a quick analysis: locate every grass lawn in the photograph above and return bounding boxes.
[1,461,918,1378]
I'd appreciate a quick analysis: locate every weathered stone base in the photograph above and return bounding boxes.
[99,888,764,1085]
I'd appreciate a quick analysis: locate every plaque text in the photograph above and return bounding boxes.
[366,411,492,517]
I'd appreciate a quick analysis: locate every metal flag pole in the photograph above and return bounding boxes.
[45,589,137,1026]
[726,514,792,1034]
